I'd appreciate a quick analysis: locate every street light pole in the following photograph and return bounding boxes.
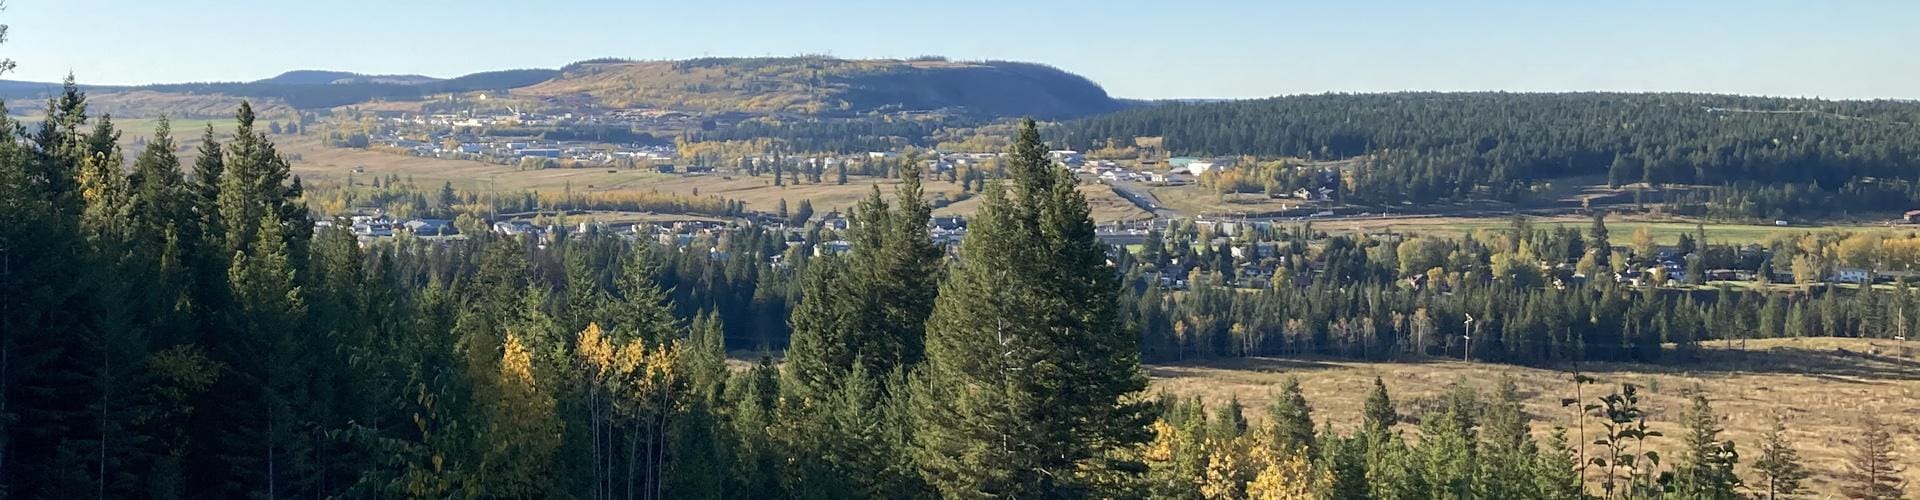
[1463,313,1475,362]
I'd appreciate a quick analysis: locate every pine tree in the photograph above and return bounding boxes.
[911,119,1150,497]
[1480,377,1540,499]
[219,212,309,496]
[1750,415,1808,500]
[0,98,94,497]
[1840,416,1905,500]
[1533,427,1586,499]
[127,117,192,323]
[792,198,814,226]
[782,255,852,403]
[1417,388,1479,500]
[1362,376,1398,435]
[683,310,728,406]
[1262,377,1315,458]
[1211,395,1247,441]
[729,357,783,497]
[1319,434,1369,500]
[1671,392,1740,499]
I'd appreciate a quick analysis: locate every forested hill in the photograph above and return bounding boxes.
[516,56,1125,119]
[1055,93,1920,209]
[0,68,561,109]
[0,57,1123,120]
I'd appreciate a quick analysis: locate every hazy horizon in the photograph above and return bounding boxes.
[6,0,1917,100]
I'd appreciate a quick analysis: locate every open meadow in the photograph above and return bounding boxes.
[1149,337,1920,497]
[273,137,1151,221]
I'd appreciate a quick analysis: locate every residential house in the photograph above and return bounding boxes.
[815,240,852,256]
[403,219,455,236]
[1830,267,1871,284]
[353,218,395,238]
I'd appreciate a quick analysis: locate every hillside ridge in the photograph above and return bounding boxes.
[0,56,1122,120]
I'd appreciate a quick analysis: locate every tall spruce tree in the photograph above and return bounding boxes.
[1841,416,1905,500]
[1362,376,1398,435]
[1480,377,1540,499]
[1263,377,1316,457]
[1750,415,1809,500]
[911,119,1150,497]
[1671,392,1741,499]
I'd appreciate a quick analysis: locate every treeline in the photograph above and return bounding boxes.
[304,175,746,220]
[1123,216,1920,365]
[690,116,966,153]
[485,125,668,146]
[1055,93,1920,213]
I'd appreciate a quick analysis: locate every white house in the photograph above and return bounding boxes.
[1830,267,1871,284]
[1048,150,1085,166]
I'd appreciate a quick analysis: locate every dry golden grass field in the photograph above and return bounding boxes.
[273,137,1151,222]
[1149,337,1920,497]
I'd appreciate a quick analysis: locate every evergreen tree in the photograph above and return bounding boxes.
[1362,376,1398,435]
[1750,415,1809,500]
[783,256,852,403]
[1840,416,1905,500]
[729,357,783,497]
[1262,377,1315,458]
[911,119,1150,497]
[219,212,310,496]
[1316,433,1368,500]
[1671,392,1740,499]
[0,94,95,498]
[1417,384,1479,500]
[1480,377,1540,499]
[1534,427,1586,499]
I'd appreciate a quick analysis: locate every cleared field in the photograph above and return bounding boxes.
[934,183,1151,223]
[278,138,1150,222]
[1150,184,1323,216]
[1150,337,1920,497]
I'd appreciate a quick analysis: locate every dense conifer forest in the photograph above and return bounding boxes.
[1055,93,1920,216]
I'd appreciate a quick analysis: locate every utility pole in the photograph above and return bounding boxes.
[1463,313,1475,362]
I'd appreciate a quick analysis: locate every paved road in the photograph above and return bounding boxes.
[1099,176,1599,225]
[1105,180,1183,219]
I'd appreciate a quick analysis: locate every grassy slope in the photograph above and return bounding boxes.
[1151,337,1920,497]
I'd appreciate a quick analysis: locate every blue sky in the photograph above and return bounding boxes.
[5,0,1916,99]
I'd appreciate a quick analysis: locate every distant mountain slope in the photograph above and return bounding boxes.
[0,68,562,110]
[515,57,1123,119]
[259,70,441,86]
[418,69,560,93]
[0,57,1120,120]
